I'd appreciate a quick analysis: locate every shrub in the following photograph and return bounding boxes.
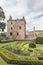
[21,50,30,56]
[28,49,33,52]
[35,37,43,44]
[29,42,36,48]
[38,56,43,60]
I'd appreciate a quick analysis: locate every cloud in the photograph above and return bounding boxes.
[34,14,43,19]
[0,0,34,18]
[33,0,43,12]
[0,0,43,31]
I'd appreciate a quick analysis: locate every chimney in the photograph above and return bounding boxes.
[33,26,35,37]
[34,26,35,32]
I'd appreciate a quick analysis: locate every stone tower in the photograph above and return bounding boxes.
[7,16,26,40]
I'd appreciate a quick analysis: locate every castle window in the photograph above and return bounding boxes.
[17,32,19,36]
[11,27,12,30]
[10,32,12,36]
[19,26,21,29]
[11,22,12,24]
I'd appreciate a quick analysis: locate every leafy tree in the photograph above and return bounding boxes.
[0,6,5,20]
[0,6,5,32]
[1,22,6,32]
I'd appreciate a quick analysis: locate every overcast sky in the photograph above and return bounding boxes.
[0,0,43,31]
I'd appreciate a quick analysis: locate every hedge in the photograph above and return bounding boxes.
[38,56,43,60]
[35,37,43,44]
[29,42,36,48]
[0,40,31,43]
[0,40,14,43]
[0,51,43,65]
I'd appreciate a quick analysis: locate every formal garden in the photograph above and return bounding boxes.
[0,38,43,65]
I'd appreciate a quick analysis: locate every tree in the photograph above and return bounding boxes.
[0,6,5,20]
[0,22,6,32]
[0,6,5,32]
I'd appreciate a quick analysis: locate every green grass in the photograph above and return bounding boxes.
[35,31,43,36]
[0,57,7,65]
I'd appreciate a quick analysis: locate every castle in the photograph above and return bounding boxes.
[7,16,36,40]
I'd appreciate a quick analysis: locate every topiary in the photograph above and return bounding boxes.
[29,42,36,48]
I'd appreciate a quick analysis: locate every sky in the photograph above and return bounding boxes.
[0,0,43,31]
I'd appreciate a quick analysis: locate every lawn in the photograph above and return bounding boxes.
[0,57,7,65]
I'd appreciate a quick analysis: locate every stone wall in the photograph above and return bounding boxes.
[7,16,26,40]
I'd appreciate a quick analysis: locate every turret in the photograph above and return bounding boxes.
[23,16,26,24]
[9,16,12,21]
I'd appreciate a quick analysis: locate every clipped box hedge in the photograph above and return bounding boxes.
[0,51,43,65]
[38,56,43,60]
